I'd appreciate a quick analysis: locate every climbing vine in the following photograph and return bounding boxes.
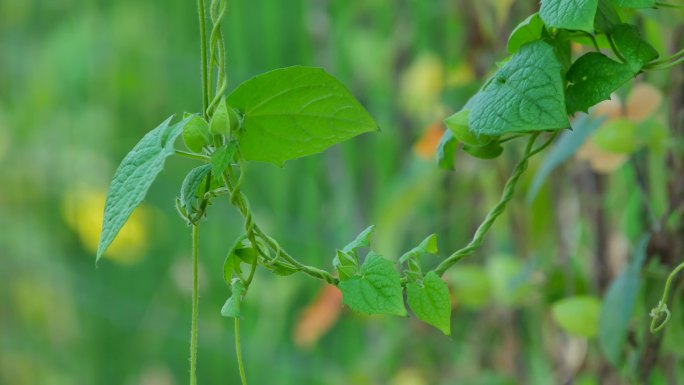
[95,0,684,383]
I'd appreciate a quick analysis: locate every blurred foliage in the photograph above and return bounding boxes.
[1,0,683,384]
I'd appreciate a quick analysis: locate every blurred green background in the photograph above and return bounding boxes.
[2,0,683,384]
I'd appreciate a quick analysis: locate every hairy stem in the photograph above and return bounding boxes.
[189,225,200,385]
[433,133,556,276]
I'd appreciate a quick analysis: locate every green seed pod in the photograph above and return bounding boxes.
[210,99,242,136]
[210,99,230,136]
[182,115,211,153]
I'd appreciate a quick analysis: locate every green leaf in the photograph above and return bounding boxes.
[179,164,212,213]
[592,117,640,153]
[223,236,249,285]
[595,0,622,33]
[444,110,492,147]
[182,115,211,153]
[507,13,545,54]
[551,295,602,338]
[97,115,191,262]
[333,250,358,281]
[565,52,634,114]
[342,225,376,254]
[399,234,439,264]
[227,66,379,166]
[611,24,659,73]
[221,279,246,318]
[599,236,649,365]
[338,252,406,316]
[406,271,452,335]
[611,0,656,8]
[436,130,458,170]
[463,141,504,159]
[469,41,569,136]
[210,140,238,184]
[540,0,598,33]
[528,114,605,201]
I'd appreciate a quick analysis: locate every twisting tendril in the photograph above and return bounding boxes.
[650,261,684,333]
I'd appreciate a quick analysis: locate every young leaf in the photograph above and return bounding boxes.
[540,0,598,33]
[444,110,492,147]
[210,140,238,184]
[612,0,656,8]
[507,13,544,54]
[469,41,569,136]
[179,164,212,213]
[599,236,649,365]
[611,24,659,73]
[333,250,358,281]
[183,115,211,153]
[338,252,406,316]
[406,271,452,335]
[221,279,246,318]
[565,52,634,114]
[97,115,191,262]
[436,130,458,170]
[224,236,248,285]
[399,234,439,264]
[551,295,602,338]
[227,66,379,166]
[342,225,376,254]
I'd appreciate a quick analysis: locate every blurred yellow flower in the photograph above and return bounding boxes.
[61,187,149,264]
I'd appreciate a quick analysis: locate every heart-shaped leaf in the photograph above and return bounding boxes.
[540,0,598,33]
[469,41,569,136]
[338,252,406,316]
[406,271,452,335]
[228,66,379,166]
[565,52,634,113]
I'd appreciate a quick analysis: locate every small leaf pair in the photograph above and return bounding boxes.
[400,234,451,336]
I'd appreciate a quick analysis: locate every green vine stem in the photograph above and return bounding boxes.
[175,150,211,162]
[190,224,200,385]
[433,132,557,277]
[196,0,209,117]
[235,318,248,385]
[207,0,228,113]
[650,260,684,333]
[220,166,336,285]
